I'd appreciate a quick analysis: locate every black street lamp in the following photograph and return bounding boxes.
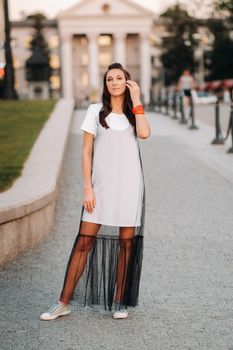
[2,0,17,99]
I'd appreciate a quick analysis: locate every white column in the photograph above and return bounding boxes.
[114,33,126,66]
[60,33,73,99]
[87,33,100,94]
[139,33,151,105]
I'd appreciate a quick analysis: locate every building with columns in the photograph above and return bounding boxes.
[58,0,154,105]
[4,0,165,106]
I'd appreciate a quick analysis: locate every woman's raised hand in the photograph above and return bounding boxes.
[83,187,96,213]
[125,80,141,105]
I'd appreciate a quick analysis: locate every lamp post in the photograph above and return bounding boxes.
[198,42,205,87]
[2,0,17,99]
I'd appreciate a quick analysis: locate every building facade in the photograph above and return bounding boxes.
[6,0,165,106]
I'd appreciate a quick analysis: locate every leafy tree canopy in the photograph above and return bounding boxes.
[160,4,198,85]
[216,0,233,17]
[205,1,233,80]
[26,12,50,63]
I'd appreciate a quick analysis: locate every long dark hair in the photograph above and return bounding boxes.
[99,63,136,135]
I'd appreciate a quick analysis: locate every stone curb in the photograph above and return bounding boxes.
[0,98,74,265]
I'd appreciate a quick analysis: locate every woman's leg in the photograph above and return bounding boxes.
[115,226,135,303]
[59,221,101,304]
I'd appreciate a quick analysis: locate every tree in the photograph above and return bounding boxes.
[26,12,51,76]
[206,1,233,80]
[216,0,233,18]
[160,4,198,86]
[207,19,233,80]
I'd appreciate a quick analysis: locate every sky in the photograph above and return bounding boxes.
[8,0,214,20]
[8,0,185,19]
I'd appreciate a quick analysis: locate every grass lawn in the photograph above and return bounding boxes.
[0,99,57,192]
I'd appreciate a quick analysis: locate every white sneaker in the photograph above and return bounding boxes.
[112,302,128,319]
[40,301,71,321]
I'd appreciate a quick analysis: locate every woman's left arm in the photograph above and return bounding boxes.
[126,80,151,139]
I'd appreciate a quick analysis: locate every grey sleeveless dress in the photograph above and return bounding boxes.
[81,118,144,227]
[60,109,146,311]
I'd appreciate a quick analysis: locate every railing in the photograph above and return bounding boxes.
[153,90,233,154]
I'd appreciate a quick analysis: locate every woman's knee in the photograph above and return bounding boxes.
[119,227,135,249]
[76,221,101,252]
[77,235,95,252]
[119,237,133,250]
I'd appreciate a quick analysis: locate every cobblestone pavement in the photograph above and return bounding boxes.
[1,110,233,350]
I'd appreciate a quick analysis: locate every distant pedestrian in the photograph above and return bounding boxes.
[40,62,151,321]
[177,69,196,108]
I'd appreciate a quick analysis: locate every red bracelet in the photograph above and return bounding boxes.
[132,104,145,115]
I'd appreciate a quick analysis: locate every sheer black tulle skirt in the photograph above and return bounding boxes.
[59,149,146,311]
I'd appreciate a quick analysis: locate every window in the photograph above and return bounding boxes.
[50,75,60,89]
[82,72,88,87]
[15,78,19,89]
[50,54,60,69]
[80,36,88,47]
[24,36,32,49]
[81,53,88,66]
[99,52,111,66]
[13,56,20,69]
[98,35,111,46]
[48,35,59,49]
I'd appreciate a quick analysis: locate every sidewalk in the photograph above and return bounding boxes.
[1,110,233,350]
[194,102,231,133]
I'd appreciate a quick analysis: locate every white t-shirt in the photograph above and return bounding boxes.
[80,103,130,138]
[179,75,194,90]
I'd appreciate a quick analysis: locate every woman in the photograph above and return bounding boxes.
[40,62,151,321]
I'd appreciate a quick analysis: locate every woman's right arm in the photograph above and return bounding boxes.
[82,132,96,213]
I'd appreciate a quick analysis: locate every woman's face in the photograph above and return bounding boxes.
[106,69,127,97]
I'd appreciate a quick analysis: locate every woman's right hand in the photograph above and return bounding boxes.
[83,187,96,213]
